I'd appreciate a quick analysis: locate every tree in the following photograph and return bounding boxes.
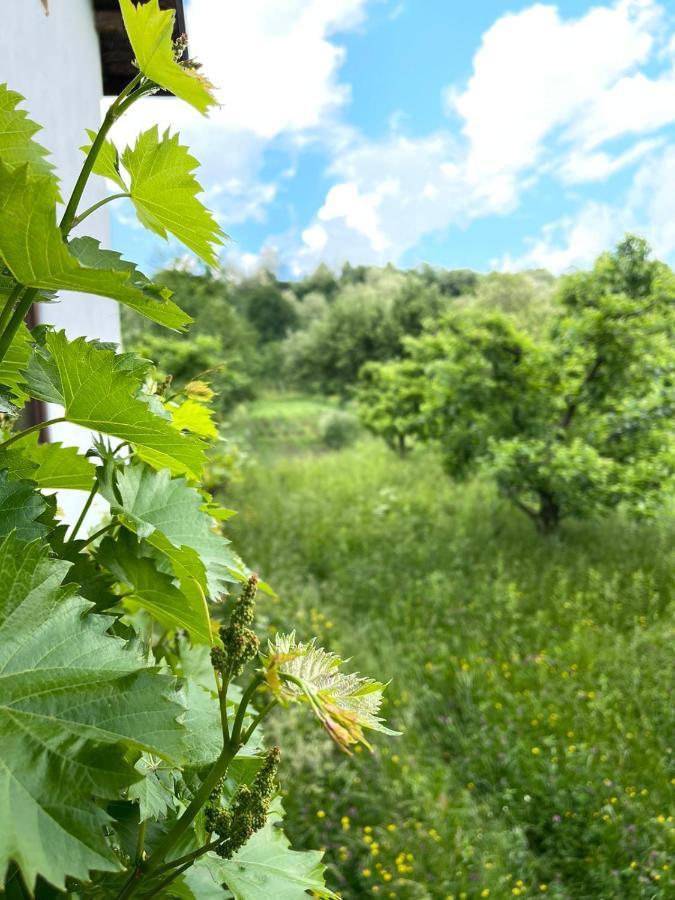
[385,237,675,533]
[356,358,427,455]
[283,268,448,396]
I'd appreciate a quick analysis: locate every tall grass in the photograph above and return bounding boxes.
[229,436,674,899]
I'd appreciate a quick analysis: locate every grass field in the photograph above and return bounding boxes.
[227,397,674,900]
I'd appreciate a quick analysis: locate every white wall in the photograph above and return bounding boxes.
[0,0,121,524]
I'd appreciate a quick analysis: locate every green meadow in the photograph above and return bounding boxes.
[227,398,674,900]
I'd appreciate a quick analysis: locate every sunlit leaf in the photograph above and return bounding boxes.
[119,0,217,114]
[0,83,56,180]
[26,332,205,477]
[0,163,190,330]
[122,127,224,267]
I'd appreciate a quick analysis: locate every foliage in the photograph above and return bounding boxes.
[0,3,395,895]
[229,431,675,899]
[356,358,427,455]
[366,237,675,532]
[319,409,361,450]
[282,268,449,396]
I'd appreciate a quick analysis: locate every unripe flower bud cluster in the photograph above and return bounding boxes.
[212,575,260,676]
[205,747,281,859]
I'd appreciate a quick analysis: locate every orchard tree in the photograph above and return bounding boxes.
[357,358,427,455]
[391,237,675,533]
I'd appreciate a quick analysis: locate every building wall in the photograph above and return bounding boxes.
[0,0,121,522]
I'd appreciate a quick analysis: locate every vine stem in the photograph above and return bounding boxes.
[142,860,194,899]
[59,73,143,237]
[115,674,267,900]
[67,480,99,542]
[0,288,38,366]
[0,282,24,336]
[70,192,130,229]
[78,520,116,549]
[134,820,147,866]
[0,416,66,449]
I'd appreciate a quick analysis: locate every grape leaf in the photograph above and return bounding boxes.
[0,163,190,330]
[0,470,48,540]
[97,532,212,644]
[26,332,205,478]
[0,83,56,180]
[0,434,96,491]
[171,397,218,439]
[198,804,338,900]
[80,128,128,191]
[127,753,180,822]
[102,463,241,599]
[119,0,217,114]
[122,127,224,268]
[0,534,186,890]
[0,322,31,407]
[69,237,192,331]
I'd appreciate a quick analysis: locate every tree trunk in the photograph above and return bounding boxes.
[535,492,560,535]
[396,432,407,457]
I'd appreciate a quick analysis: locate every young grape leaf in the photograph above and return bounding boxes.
[0,534,186,890]
[0,434,96,491]
[0,83,56,180]
[122,127,224,268]
[0,470,48,540]
[80,128,128,191]
[102,463,242,599]
[127,753,180,822]
[197,804,338,900]
[119,0,217,114]
[171,397,219,439]
[0,163,190,330]
[97,532,212,644]
[26,332,205,478]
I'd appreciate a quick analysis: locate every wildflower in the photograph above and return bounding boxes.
[317,810,326,819]
[539,886,548,893]
[341,815,350,831]
[362,869,372,878]
[531,747,541,755]
[262,633,399,754]
[386,823,397,832]
[481,890,490,897]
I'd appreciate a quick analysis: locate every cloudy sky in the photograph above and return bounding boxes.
[109,0,675,278]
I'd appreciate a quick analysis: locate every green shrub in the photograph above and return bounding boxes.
[320,410,361,450]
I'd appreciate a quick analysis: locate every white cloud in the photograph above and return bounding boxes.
[451,0,661,185]
[499,202,623,273]
[627,144,675,255]
[499,143,675,271]
[557,137,663,183]
[293,0,675,272]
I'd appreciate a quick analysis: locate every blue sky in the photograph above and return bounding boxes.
[110,0,675,279]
